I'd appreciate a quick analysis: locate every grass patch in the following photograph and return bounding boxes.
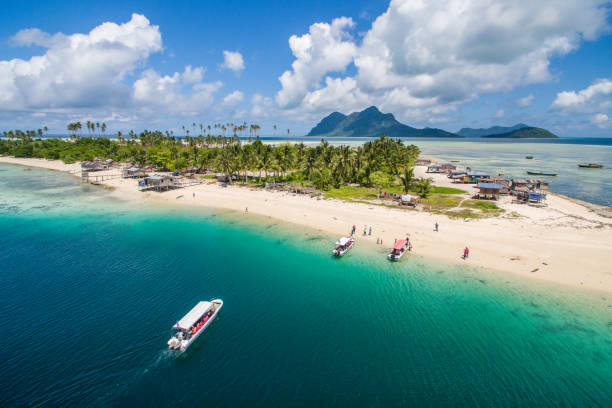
[431,186,467,194]
[323,185,381,200]
[421,194,463,211]
[461,200,500,210]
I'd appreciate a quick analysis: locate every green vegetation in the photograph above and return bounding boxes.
[1,127,423,190]
[431,186,466,194]
[460,200,500,210]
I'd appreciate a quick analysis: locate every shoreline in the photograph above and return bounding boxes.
[2,155,611,293]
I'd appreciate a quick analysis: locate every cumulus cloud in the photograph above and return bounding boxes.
[551,79,612,113]
[517,94,535,107]
[0,14,162,110]
[182,65,205,84]
[592,113,609,126]
[276,17,357,109]
[275,0,610,123]
[220,51,245,73]
[132,69,222,115]
[222,90,244,106]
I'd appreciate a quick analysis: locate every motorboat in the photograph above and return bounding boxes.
[333,236,355,256]
[168,299,223,352]
[388,239,409,261]
[578,163,603,169]
[526,171,556,176]
[525,156,533,159]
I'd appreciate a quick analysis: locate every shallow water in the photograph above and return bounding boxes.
[0,164,611,407]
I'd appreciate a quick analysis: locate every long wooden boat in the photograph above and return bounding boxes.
[168,299,223,352]
[526,171,557,176]
[333,236,355,256]
[578,163,603,169]
[388,239,409,261]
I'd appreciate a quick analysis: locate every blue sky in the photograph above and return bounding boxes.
[0,0,611,136]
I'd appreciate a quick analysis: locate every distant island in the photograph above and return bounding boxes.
[458,124,558,138]
[481,127,558,139]
[308,108,558,139]
[307,106,459,138]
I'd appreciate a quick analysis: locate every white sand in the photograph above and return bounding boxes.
[3,156,611,293]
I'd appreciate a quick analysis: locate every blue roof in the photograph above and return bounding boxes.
[478,182,503,189]
[468,171,489,176]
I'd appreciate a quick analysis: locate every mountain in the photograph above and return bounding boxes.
[457,124,528,137]
[307,106,460,138]
[481,127,558,138]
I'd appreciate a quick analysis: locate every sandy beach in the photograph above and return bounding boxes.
[2,155,612,293]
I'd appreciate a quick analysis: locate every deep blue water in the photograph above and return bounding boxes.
[1,164,611,407]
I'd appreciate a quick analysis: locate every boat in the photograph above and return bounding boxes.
[388,239,410,261]
[333,236,355,256]
[525,156,533,159]
[578,163,603,169]
[526,171,557,176]
[167,299,223,352]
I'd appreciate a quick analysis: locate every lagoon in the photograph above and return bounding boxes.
[0,164,611,406]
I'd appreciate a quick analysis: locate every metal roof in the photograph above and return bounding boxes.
[173,301,212,330]
[468,171,489,176]
[478,182,503,189]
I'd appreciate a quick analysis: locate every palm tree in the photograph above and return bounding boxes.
[399,168,415,194]
[414,177,433,198]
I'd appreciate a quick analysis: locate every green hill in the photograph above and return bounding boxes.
[457,124,528,137]
[481,127,558,138]
[307,106,460,138]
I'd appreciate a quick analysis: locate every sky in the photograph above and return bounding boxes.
[0,0,611,137]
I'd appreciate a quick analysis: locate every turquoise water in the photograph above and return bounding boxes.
[1,164,611,407]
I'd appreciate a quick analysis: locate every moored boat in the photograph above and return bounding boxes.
[578,163,603,169]
[388,239,410,261]
[526,171,557,176]
[333,236,355,256]
[525,156,533,159]
[168,299,223,352]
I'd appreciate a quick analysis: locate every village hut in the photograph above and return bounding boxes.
[140,175,178,191]
[400,194,420,207]
[123,166,146,178]
[415,158,432,166]
[467,171,490,183]
[427,163,456,174]
[476,182,503,200]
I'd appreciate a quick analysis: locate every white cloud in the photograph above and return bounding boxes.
[251,93,274,117]
[551,79,612,113]
[276,17,357,109]
[517,93,534,107]
[182,65,205,84]
[220,51,245,73]
[132,69,222,115]
[276,0,610,124]
[494,109,505,118]
[222,90,244,106]
[0,14,162,110]
[592,113,609,127]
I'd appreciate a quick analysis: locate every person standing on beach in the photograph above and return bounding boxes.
[369,226,372,236]
[245,207,248,214]
[435,222,438,232]
[463,247,469,259]
[363,226,367,236]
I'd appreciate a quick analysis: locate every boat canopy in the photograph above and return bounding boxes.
[478,182,503,189]
[401,194,415,202]
[336,237,351,246]
[173,301,212,330]
[392,240,408,250]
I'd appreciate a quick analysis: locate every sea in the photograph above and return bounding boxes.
[0,163,611,407]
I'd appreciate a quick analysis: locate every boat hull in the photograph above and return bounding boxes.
[388,250,407,261]
[526,171,556,176]
[172,299,223,353]
[333,242,354,257]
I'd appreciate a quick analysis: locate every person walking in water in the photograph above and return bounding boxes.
[435,222,439,232]
[463,247,469,259]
